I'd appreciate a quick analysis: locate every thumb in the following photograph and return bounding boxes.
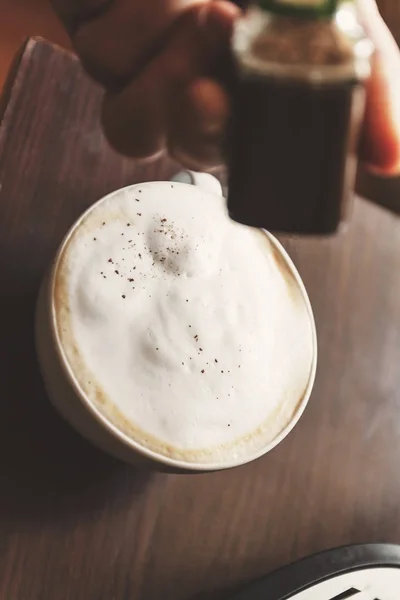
[357,0,400,174]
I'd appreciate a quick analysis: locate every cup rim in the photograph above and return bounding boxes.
[48,181,318,471]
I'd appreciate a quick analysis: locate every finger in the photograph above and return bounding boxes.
[168,78,229,170]
[358,0,400,174]
[101,4,211,157]
[167,2,237,169]
[73,0,200,88]
[51,0,113,33]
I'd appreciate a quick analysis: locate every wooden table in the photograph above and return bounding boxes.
[1,39,400,600]
[378,0,400,42]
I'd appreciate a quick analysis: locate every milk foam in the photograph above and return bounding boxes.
[54,182,315,465]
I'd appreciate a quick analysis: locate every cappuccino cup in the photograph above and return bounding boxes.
[35,172,317,472]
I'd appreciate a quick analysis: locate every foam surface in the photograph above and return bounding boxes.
[54,182,315,464]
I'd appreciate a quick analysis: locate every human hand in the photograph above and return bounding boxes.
[52,0,400,175]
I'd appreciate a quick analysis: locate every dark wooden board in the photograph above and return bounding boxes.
[378,0,400,42]
[1,39,400,600]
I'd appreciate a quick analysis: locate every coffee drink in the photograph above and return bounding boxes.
[52,182,315,465]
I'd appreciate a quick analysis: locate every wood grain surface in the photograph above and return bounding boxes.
[0,39,400,600]
[378,0,400,41]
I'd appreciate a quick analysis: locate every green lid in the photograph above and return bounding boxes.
[258,0,339,18]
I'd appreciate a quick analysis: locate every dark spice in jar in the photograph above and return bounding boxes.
[226,1,373,235]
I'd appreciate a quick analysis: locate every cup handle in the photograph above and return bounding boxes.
[170,170,224,197]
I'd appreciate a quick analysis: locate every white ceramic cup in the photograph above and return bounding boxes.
[35,172,317,473]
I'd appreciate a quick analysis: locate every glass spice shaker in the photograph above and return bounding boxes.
[226,0,374,234]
